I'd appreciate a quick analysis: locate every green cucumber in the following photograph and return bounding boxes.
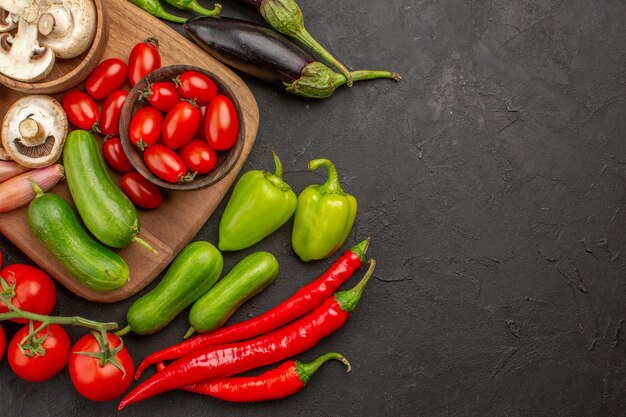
[121,241,223,336]
[186,251,279,337]
[28,184,128,292]
[63,130,155,254]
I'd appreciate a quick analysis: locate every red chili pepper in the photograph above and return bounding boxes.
[134,239,369,380]
[117,260,376,410]
[155,352,350,402]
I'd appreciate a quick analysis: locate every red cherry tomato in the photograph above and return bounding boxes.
[69,332,134,402]
[175,71,217,105]
[144,145,189,183]
[162,101,201,150]
[62,90,100,130]
[100,90,128,136]
[205,95,238,151]
[121,171,163,209]
[85,58,128,100]
[0,324,5,362]
[103,137,133,173]
[8,324,71,382]
[195,105,207,140]
[141,81,180,112]
[0,264,56,323]
[128,38,161,86]
[129,106,163,149]
[179,139,218,175]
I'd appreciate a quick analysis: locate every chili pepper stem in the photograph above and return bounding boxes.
[296,352,351,385]
[133,236,159,256]
[129,0,188,23]
[351,238,371,263]
[188,2,222,16]
[334,259,376,313]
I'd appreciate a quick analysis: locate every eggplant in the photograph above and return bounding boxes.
[184,17,400,99]
[229,0,354,86]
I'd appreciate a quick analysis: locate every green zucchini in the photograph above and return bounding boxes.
[186,251,279,337]
[28,184,128,292]
[120,241,224,336]
[63,130,155,254]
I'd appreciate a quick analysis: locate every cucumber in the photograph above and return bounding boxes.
[121,241,224,336]
[28,185,128,292]
[187,251,279,336]
[63,130,155,253]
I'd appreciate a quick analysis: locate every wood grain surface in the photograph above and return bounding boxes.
[0,0,259,303]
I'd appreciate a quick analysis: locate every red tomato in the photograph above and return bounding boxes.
[62,90,100,130]
[205,95,239,151]
[69,332,134,402]
[195,105,207,140]
[175,71,217,105]
[162,101,201,150]
[121,171,163,209]
[128,38,161,86]
[141,81,179,112]
[103,137,133,173]
[129,106,163,149]
[0,324,5,362]
[179,139,218,175]
[100,90,128,136]
[0,264,56,323]
[144,145,189,183]
[8,324,70,382]
[85,58,128,100]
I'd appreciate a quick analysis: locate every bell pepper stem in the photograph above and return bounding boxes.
[308,158,343,194]
[271,151,284,179]
[296,352,351,385]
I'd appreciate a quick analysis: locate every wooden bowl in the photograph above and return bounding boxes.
[120,65,246,191]
[0,0,109,94]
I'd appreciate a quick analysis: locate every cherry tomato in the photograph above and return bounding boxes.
[8,324,71,382]
[69,332,134,402]
[121,171,163,209]
[179,139,218,175]
[144,145,189,183]
[175,71,217,105]
[85,58,128,100]
[162,101,201,150]
[0,324,5,362]
[0,264,56,323]
[195,105,207,140]
[141,81,180,112]
[205,95,239,151]
[62,90,100,130]
[129,106,163,149]
[100,90,128,136]
[103,137,133,173]
[128,38,161,86]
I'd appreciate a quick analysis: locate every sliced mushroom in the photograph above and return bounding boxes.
[0,8,17,32]
[0,0,40,23]
[0,16,54,81]
[37,0,95,59]
[1,95,67,168]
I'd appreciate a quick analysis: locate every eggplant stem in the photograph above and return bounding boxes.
[294,27,353,87]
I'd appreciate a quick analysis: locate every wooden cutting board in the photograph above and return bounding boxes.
[0,0,259,303]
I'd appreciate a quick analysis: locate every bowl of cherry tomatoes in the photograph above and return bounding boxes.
[119,65,245,191]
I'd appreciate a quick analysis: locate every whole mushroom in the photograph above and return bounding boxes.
[1,95,68,168]
[38,0,96,59]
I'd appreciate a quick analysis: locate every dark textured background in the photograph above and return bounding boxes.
[2,0,626,416]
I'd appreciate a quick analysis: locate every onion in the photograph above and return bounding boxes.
[0,161,32,183]
[0,164,64,213]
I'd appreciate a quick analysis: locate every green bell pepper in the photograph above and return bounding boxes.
[291,158,357,262]
[218,152,297,251]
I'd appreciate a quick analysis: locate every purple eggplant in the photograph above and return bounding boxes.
[229,0,354,86]
[184,17,400,99]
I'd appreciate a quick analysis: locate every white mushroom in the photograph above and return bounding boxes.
[0,8,17,32]
[0,0,40,23]
[1,95,67,168]
[37,0,95,59]
[0,15,54,81]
